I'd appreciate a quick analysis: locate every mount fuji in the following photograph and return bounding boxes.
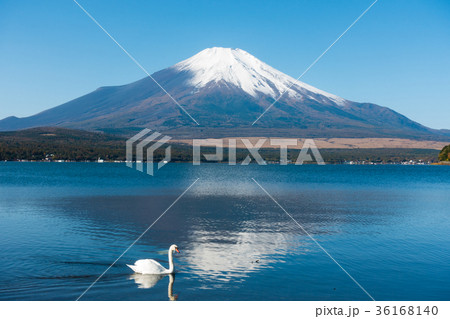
[0,47,447,139]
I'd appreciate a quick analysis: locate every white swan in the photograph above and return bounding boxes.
[127,244,180,274]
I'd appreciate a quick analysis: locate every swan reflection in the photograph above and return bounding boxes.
[167,274,178,301]
[129,273,178,300]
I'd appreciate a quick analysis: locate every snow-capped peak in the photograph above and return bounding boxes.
[173,47,345,105]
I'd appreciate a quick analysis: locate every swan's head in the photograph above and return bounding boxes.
[170,244,180,254]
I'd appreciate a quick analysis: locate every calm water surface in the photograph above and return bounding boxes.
[0,163,449,300]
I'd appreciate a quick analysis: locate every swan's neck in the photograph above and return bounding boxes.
[167,250,174,273]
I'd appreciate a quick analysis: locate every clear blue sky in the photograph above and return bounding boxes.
[1,0,449,129]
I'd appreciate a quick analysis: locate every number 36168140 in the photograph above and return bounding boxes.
[376,306,438,316]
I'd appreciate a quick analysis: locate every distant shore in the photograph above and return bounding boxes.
[0,127,446,164]
[2,159,442,166]
[432,161,450,165]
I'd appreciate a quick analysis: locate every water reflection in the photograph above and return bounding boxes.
[129,274,178,301]
[184,230,305,281]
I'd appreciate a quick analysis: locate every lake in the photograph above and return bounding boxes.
[0,162,449,300]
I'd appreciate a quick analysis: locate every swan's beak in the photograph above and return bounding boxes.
[175,248,180,253]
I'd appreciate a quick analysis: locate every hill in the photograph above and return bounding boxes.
[439,145,450,162]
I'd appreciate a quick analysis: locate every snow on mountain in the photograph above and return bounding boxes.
[173,47,346,105]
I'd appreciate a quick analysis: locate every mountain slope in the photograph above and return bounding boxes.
[0,47,448,140]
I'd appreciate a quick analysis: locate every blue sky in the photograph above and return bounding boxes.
[1,0,449,129]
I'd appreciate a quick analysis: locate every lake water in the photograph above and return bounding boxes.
[0,162,449,301]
